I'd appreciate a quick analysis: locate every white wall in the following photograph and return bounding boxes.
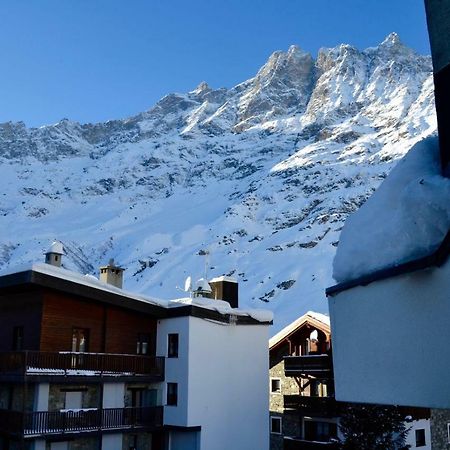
[405,419,431,450]
[156,316,190,426]
[328,258,450,408]
[157,315,270,450]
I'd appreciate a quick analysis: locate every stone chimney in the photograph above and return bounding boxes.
[45,241,64,267]
[209,276,238,308]
[99,258,125,289]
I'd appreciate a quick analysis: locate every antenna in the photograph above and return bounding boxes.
[203,249,210,279]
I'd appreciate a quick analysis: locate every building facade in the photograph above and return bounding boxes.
[269,312,432,450]
[0,246,271,450]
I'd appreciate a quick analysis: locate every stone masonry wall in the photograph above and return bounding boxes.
[431,408,450,450]
[270,358,302,450]
[48,384,100,411]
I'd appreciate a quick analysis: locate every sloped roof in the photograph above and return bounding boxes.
[269,310,330,349]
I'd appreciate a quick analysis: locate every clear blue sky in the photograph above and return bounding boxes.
[0,0,430,127]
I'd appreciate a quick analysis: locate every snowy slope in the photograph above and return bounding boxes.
[0,34,436,334]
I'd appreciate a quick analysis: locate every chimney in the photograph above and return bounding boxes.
[99,258,125,289]
[209,276,239,308]
[45,241,64,267]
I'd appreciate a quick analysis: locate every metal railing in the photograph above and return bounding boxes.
[284,395,338,417]
[0,406,163,437]
[284,355,332,377]
[0,351,165,379]
[284,437,339,450]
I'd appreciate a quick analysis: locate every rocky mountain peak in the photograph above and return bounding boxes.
[0,37,436,334]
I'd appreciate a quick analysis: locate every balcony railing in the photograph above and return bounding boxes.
[284,355,332,378]
[0,406,163,437]
[0,351,165,380]
[284,437,339,450]
[284,395,338,418]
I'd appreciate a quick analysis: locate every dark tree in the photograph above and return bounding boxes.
[339,403,410,450]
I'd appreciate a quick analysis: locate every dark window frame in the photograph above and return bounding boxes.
[168,333,179,358]
[137,333,151,355]
[270,416,282,434]
[270,378,281,394]
[12,326,24,351]
[167,382,178,406]
[415,428,426,447]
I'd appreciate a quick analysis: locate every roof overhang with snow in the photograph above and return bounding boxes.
[327,228,450,296]
[0,264,273,326]
[269,311,330,350]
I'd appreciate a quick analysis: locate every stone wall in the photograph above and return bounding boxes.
[270,357,302,450]
[123,433,153,450]
[44,437,98,450]
[431,409,450,449]
[48,384,100,411]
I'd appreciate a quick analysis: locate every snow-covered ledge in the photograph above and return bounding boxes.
[327,136,450,408]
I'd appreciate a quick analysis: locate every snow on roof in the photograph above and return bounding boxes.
[209,276,238,283]
[269,310,330,349]
[0,263,273,324]
[46,241,64,255]
[193,277,212,293]
[333,135,450,283]
[3,262,169,308]
[169,296,273,322]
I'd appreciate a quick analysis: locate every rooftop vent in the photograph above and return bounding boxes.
[45,241,64,267]
[99,258,125,289]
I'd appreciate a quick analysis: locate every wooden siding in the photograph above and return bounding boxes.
[0,291,43,352]
[105,307,156,355]
[41,291,157,355]
[41,292,104,352]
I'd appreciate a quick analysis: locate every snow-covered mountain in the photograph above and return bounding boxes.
[0,33,436,334]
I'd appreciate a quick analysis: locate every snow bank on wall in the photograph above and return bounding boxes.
[333,135,450,283]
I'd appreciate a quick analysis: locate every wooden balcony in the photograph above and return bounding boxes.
[284,395,339,418]
[284,437,339,450]
[0,406,163,438]
[284,355,332,378]
[0,351,165,382]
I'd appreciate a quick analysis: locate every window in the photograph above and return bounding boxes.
[12,326,24,351]
[137,333,150,355]
[167,383,178,406]
[415,429,426,447]
[72,328,89,352]
[270,378,281,393]
[168,333,179,358]
[270,416,282,434]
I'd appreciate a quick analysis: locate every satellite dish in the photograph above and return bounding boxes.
[184,276,192,292]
